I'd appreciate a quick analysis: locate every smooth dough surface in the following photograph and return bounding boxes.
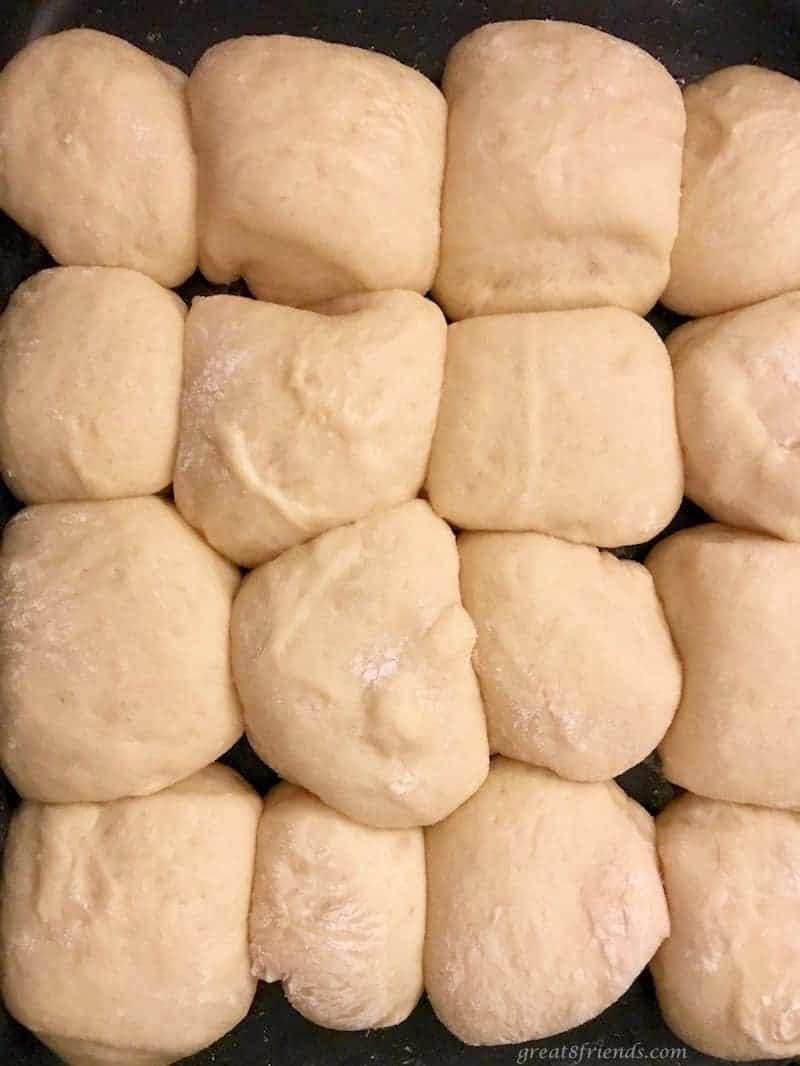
[433,20,685,320]
[424,757,669,1046]
[664,66,800,316]
[0,29,197,287]
[426,308,683,546]
[653,793,800,1060]
[174,291,445,567]
[188,35,445,306]
[0,267,184,504]
[231,500,489,828]
[459,532,681,781]
[0,764,260,1066]
[668,293,800,541]
[647,524,800,808]
[249,782,425,1030]
[0,498,243,803]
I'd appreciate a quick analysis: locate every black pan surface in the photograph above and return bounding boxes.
[0,1,798,1064]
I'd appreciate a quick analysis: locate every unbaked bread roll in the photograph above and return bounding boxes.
[1,764,260,1066]
[668,293,800,541]
[664,66,800,316]
[249,782,425,1030]
[0,30,197,287]
[647,524,800,808]
[0,267,184,504]
[231,500,489,828]
[426,308,683,546]
[424,757,669,1046]
[433,20,685,320]
[459,532,681,781]
[653,793,800,1060]
[0,498,243,803]
[174,291,445,567]
[188,35,445,306]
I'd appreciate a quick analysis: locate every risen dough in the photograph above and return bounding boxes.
[434,20,685,319]
[459,532,681,781]
[668,293,800,541]
[174,291,445,567]
[424,757,669,1046]
[231,500,489,828]
[0,267,184,504]
[653,793,800,1060]
[188,35,445,306]
[0,498,243,803]
[0,764,260,1066]
[0,29,197,287]
[249,782,425,1030]
[426,308,683,546]
[648,524,800,809]
[664,66,800,316]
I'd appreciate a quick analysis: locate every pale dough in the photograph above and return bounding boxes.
[188,35,446,306]
[0,764,260,1066]
[0,498,243,803]
[0,29,197,287]
[433,20,685,320]
[174,291,446,567]
[424,757,669,1046]
[249,782,425,1030]
[653,793,800,1060]
[0,267,185,504]
[664,65,800,317]
[647,524,800,809]
[426,308,683,547]
[668,292,800,541]
[459,532,681,781]
[231,500,489,828]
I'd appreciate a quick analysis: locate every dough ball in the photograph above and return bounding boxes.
[653,793,800,1059]
[188,36,445,306]
[424,757,669,1046]
[459,532,681,781]
[0,267,184,504]
[647,524,800,808]
[664,66,800,316]
[0,498,243,803]
[1,764,260,1066]
[249,782,425,1030]
[174,291,445,567]
[426,308,683,546]
[433,20,685,320]
[231,500,489,828]
[668,292,800,541]
[0,30,197,287]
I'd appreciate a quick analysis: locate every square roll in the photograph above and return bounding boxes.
[188,36,446,306]
[433,20,685,320]
[426,308,683,548]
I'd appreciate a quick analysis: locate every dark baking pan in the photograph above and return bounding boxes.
[0,1,796,1064]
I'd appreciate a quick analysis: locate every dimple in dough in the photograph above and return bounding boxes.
[188,35,446,306]
[434,20,685,320]
[647,524,800,809]
[0,29,197,287]
[231,499,489,829]
[174,291,446,568]
[0,497,243,803]
[664,65,800,317]
[249,782,425,1030]
[424,757,669,1046]
[0,267,185,505]
[653,793,800,1060]
[668,291,800,541]
[0,764,261,1066]
[458,531,681,781]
